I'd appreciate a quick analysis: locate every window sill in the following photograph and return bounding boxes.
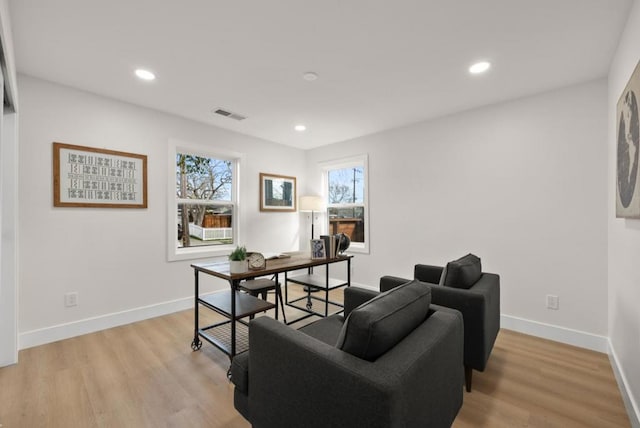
[168,244,233,262]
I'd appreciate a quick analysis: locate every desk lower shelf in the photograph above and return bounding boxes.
[198,290,275,319]
[286,274,348,290]
[284,273,348,325]
[196,291,273,357]
[199,320,249,356]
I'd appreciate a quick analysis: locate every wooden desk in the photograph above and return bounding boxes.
[191,252,352,360]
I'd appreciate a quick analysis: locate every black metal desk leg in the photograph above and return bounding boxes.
[191,270,202,351]
[273,273,279,320]
[284,271,289,305]
[305,265,319,292]
[306,280,313,310]
[325,264,330,316]
[230,279,239,359]
[275,273,287,323]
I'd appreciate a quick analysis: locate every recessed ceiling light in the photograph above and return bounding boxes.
[469,61,491,74]
[135,68,156,81]
[302,72,318,81]
[295,125,307,132]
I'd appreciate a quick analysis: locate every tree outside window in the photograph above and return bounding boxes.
[176,153,235,248]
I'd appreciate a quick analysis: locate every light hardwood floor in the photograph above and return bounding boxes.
[0,288,631,427]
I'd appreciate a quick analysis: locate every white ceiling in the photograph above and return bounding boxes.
[9,0,633,149]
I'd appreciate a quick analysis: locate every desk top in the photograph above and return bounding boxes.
[191,251,352,281]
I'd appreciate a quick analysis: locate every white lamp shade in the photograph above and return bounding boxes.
[299,195,324,212]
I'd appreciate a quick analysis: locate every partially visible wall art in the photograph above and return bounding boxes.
[53,142,148,208]
[616,60,640,218]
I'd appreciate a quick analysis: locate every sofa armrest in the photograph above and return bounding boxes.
[379,275,411,292]
[430,273,500,371]
[414,264,444,284]
[343,286,379,317]
[230,351,250,393]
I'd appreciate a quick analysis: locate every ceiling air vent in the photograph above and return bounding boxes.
[213,108,246,121]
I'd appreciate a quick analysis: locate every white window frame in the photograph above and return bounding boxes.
[321,154,369,254]
[167,139,242,261]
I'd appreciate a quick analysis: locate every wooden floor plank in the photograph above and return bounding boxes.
[0,287,631,427]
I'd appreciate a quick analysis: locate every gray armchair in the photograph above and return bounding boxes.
[380,254,500,392]
[231,282,464,428]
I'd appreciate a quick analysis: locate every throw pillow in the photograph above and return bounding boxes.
[335,279,431,361]
[439,253,482,289]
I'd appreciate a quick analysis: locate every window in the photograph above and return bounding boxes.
[168,141,240,261]
[323,155,369,253]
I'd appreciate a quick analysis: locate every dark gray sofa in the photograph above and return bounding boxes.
[231,281,464,428]
[380,255,500,392]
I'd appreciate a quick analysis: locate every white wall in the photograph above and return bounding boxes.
[307,80,609,340]
[17,75,305,346]
[0,107,18,366]
[0,0,19,366]
[16,69,613,359]
[608,0,640,424]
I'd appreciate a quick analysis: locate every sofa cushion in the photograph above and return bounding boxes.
[335,279,431,361]
[439,253,482,289]
[299,314,346,346]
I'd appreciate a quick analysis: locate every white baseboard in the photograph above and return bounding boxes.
[19,296,195,350]
[351,281,377,291]
[360,288,610,353]
[18,282,375,350]
[18,283,382,350]
[500,314,609,353]
[608,340,640,428]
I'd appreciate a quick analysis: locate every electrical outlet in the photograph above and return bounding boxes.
[546,294,559,310]
[64,292,78,307]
